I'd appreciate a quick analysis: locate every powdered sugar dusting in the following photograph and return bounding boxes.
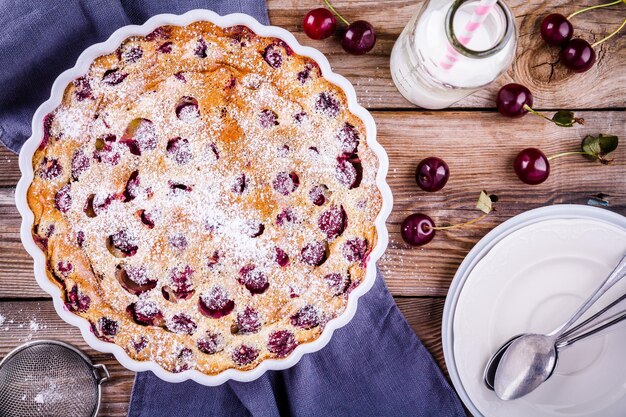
[134,299,160,316]
[30,21,382,375]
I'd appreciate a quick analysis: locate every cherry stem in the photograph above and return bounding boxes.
[429,212,490,231]
[323,0,350,26]
[547,151,588,161]
[567,0,623,19]
[522,104,583,127]
[523,104,553,123]
[591,18,626,48]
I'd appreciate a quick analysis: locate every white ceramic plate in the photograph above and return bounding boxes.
[443,205,626,417]
[14,10,393,386]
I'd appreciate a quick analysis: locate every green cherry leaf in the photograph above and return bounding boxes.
[476,190,494,215]
[598,134,619,155]
[581,134,619,164]
[552,110,584,127]
[581,135,602,156]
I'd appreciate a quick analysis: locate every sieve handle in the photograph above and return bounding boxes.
[93,363,110,384]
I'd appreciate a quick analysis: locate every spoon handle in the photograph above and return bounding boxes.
[549,254,626,338]
[558,292,626,341]
[556,310,626,348]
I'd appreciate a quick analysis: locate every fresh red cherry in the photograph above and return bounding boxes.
[514,148,550,185]
[341,20,376,55]
[540,14,573,46]
[560,39,596,73]
[416,157,449,192]
[496,84,533,118]
[401,213,435,247]
[303,8,336,40]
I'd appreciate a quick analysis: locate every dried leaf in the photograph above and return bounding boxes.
[476,190,494,214]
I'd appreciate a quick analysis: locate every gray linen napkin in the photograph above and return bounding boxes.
[128,270,464,417]
[0,0,268,153]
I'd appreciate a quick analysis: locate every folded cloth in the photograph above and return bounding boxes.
[129,270,465,417]
[0,0,269,153]
[2,1,465,415]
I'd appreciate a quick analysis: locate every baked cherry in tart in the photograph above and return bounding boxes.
[28,21,381,375]
[268,330,297,357]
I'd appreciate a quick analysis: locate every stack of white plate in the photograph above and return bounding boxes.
[442,205,626,417]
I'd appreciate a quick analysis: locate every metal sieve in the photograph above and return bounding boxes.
[0,340,109,417]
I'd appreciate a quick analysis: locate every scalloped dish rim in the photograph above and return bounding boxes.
[15,9,393,385]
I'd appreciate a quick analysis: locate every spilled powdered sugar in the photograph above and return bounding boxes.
[0,312,49,339]
[29,320,41,332]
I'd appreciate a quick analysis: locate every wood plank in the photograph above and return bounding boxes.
[379,110,626,295]
[0,301,134,417]
[0,0,619,146]
[267,0,626,109]
[1,110,625,297]
[0,147,19,187]
[0,297,445,417]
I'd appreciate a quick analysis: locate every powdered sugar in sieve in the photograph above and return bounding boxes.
[0,340,109,417]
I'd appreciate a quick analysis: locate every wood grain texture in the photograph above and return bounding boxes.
[0,147,19,187]
[378,110,626,296]
[2,111,624,297]
[0,301,134,417]
[0,297,444,417]
[267,0,626,109]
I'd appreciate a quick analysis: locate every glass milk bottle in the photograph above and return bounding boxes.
[390,0,517,109]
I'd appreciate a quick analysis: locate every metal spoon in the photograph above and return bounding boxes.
[483,292,626,390]
[493,254,626,400]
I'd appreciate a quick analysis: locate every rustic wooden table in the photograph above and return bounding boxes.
[0,1,624,415]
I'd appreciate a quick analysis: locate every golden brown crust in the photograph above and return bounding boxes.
[28,22,382,374]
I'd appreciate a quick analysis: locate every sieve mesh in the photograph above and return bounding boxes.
[0,342,103,417]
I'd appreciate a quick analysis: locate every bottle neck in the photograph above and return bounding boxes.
[445,0,515,58]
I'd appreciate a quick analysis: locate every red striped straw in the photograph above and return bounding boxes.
[439,0,498,70]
